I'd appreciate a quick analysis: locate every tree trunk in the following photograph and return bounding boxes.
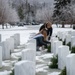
[6,24,8,29]
[2,24,4,29]
[62,23,64,28]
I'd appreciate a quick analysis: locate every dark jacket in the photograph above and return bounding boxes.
[39,25,53,40]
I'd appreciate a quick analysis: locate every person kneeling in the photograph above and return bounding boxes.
[33,29,50,51]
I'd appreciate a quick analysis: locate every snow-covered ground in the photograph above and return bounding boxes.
[0,24,73,44]
[0,24,73,75]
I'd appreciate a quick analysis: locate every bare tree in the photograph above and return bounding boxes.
[0,0,19,29]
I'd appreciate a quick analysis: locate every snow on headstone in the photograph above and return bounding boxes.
[0,41,10,60]
[58,46,69,70]
[53,41,62,55]
[71,36,75,48]
[15,61,35,75]
[66,54,75,75]
[66,34,71,44]
[0,46,2,68]
[51,37,58,53]
[22,49,36,62]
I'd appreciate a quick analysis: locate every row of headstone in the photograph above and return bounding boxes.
[0,33,20,69]
[14,39,36,75]
[56,30,75,50]
[51,37,70,70]
[52,30,75,75]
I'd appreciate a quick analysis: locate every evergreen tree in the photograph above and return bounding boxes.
[53,0,71,27]
[18,5,24,20]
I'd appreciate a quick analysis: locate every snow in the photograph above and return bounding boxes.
[0,24,73,75]
[39,53,53,59]
[48,72,60,75]
[0,71,11,75]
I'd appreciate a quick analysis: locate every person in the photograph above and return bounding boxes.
[39,22,53,40]
[33,29,50,51]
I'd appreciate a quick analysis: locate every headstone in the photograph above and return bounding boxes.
[68,30,71,35]
[71,36,75,48]
[26,42,36,51]
[66,34,71,44]
[57,31,63,40]
[6,37,14,53]
[0,41,10,60]
[58,46,69,70]
[0,46,2,68]
[22,49,36,62]
[0,34,1,42]
[51,37,58,53]
[71,31,75,36]
[11,33,20,48]
[53,41,62,55]
[66,54,75,75]
[15,61,35,75]
[61,32,66,41]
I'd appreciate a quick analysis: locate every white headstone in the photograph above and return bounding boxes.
[0,34,1,42]
[26,42,36,51]
[71,36,75,48]
[6,37,14,53]
[0,41,10,60]
[66,34,71,44]
[0,46,2,68]
[22,49,36,62]
[51,37,58,53]
[11,33,20,48]
[15,61,35,75]
[66,54,75,75]
[61,32,66,41]
[71,31,75,36]
[57,31,63,40]
[53,41,62,55]
[68,30,71,35]
[15,34,20,46]
[58,46,70,70]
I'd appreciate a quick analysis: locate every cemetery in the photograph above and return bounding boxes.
[0,24,75,75]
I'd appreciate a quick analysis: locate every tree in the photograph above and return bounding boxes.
[18,5,24,21]
[53,0,71,27]
[0,0,19,29]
